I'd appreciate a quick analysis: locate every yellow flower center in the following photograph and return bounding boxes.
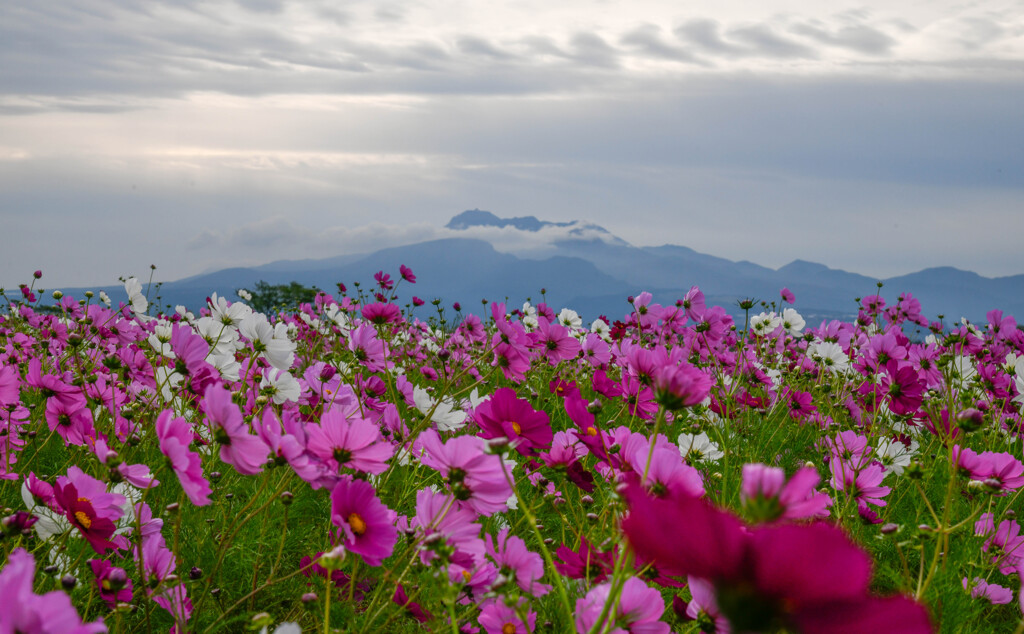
[511,421,521,435]
[348,512,367,536]
[75,511,92,529]
[461,569,472,583]
[502,623,516,634]
[586,426,598,437]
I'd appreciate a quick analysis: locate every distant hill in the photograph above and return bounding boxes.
[47,210,1024,325]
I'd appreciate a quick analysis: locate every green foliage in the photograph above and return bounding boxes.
[247,280,320,314]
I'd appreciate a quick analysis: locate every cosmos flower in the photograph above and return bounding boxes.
[622,485,931,633]
[473,387,553,456]
[330,476,398,567]
[0,548,107,633]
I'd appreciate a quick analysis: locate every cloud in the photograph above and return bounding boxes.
[620,24,703,64]
[789,21,897,55]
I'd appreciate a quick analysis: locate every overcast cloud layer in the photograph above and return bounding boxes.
[2,0,1023,288]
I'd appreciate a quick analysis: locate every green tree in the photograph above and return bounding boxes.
[247,280,320,313]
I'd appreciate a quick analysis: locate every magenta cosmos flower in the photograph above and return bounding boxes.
[330,476,398,567]
[53,467,126,554]
[473,388,553,456]
[0,548,107,633]
[622,486,932,633]
[155,410,211,506]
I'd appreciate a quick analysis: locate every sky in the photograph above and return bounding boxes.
[1,0,1023,289]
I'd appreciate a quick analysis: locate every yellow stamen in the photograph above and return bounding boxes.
[347,512,367,536]
[586,426,598,437]
[502,624,517,634]
[511,421,521,435]
[75,511,92,529]
[461,570,472,583]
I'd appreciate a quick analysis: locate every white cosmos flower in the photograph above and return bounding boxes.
[261,368,301,404]
[876,439,919,476]
[98,290,111,307]
[808,341,850,374]
[195,317,240,357]
[124,277,148,315]
[677,431,724,463]
[209,292,252,327]
[413,387,467,432]
[148,322,174,358]
[590,318,612,342]
[781,308,805,336]
[949,355,978,389]
[237,288,253,302]
[521,302,538,330]
[239,314,295,371]
[21,481,71,542]
[750,312,781,336]
[210,352,241,382]
[558,308,582,330]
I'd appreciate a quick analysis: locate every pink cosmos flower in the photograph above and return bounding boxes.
[685,575,730,633]
[89,559,133,607]
[478,598,536,634]
[652,363,712,410]
[399,264,416,283]
[622,486,931,633]
[533,319,581,365]
[975,513,1024,574]
[975,451,1024,492]
[361,302,402,325]
[962,577,1012,605]
[418,429,514,516]
[485,528,550,597]
[780,288,795,304]
[740,464,831,522]
[306,408,394,475]
[155,410,211,506]
[0,548,107,633]
[575,577,670,634]
[330,476,398,567]
[203,384,269,475]
[554,536,614,584]
[473,388,553,456]
[348,324,387,372]
[412,488,485,566]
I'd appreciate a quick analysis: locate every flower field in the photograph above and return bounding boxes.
[1,268,1023,633]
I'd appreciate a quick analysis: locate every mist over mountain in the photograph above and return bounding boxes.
[50,211,1024,325]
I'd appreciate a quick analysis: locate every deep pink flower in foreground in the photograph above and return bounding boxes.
[622,486,932,633]
[0,548,107,633]
[575,576,670,634]
[330,476,398,567]
[474,387,553,456]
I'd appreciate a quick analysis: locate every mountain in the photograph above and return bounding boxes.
[45,211,1024,325]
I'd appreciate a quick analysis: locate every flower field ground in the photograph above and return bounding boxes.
[1,268,1022,633]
